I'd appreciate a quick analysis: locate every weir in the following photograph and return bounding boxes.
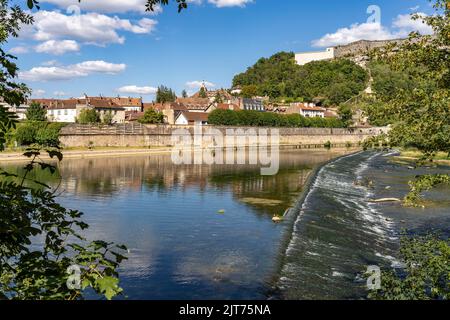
[275,151,397,299]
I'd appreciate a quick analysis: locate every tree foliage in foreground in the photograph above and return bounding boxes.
[367,0,450,206]
[369,234,450,300]
[1,0,127,300]
[365,0,450,301]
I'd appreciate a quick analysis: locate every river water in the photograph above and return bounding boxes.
[3,149,449,299]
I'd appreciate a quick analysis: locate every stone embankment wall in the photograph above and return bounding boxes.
[59,124,388,149]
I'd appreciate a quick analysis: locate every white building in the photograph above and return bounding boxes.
[0,102,28,120]
[300,106,325,118]
[286,103,325,118]
[175,112,209,126]
[295,47,335,66]
[47,106,78,123]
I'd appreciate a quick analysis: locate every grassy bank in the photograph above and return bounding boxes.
[393,149,450,166]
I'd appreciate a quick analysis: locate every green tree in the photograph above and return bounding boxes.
[102,111,114,125]
[365,0,450,300]
[14,121,63,147]
[138,108,165,124]
[240,85,259,98]
[156,85,176,103]
[181,89,188,98]
[338,104,353,128]
[207,109,344,128]
[77,109,99,124]
[214,91,223,103]
[232,52,368,104]
[198,86,207,98]
[25,102,46,121]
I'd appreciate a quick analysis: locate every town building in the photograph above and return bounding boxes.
[216,103,240,111]
[175,98,214,113]
[286,103,326,118]
[0,100,28,120]
[42,99,82,123]
[143,102,188,125]
[295,48,335,66]
[26,96,144,123]
[238,98,266,112]
[175,111,209,126]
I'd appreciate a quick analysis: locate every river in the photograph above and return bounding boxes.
[3,149,449,299]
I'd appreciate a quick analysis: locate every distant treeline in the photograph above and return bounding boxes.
[208,109,345,128]
[232,52,368,106]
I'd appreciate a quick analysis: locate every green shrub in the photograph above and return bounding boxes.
[138,108,164,124]
[25,102,47,121]
[77,109,100,124]
[14,122,65,147]
[368,233,450,300]
[208,109,344,128]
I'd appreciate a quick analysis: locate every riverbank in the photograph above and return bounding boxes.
[0,145,360,162]
[393,149,450,166]
[0,146,175,162]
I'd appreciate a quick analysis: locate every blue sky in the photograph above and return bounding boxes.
[7,0,435,101]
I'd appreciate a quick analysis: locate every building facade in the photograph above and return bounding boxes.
[175,111,209,126]
[286,103,326,118]
[295,47,335,66]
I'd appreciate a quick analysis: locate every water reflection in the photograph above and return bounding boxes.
[3,149,351,299]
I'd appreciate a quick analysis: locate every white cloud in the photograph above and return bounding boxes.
[19,60,126,81]
[312,22,394,47]
[35,40,80,55]
[53,91,67,97]
[32,89,46,97]
[207,0,253,8]
[40,0,162,14]
[27,10,157,46]
[392,13,433,37]
[117,85,158,95]
[185,80,216,89]
[74,60,127,74]
[312,12,433,47]
[9,46,29,54]
[41,60,59,66]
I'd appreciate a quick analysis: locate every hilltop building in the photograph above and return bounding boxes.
[295,47,336,66]
[295,39,405,66]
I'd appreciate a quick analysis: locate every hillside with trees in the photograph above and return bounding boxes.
[232,52,368,106]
